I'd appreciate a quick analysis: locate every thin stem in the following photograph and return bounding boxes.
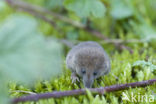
[12,79,156,104]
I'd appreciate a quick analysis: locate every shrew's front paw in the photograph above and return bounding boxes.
[71,73,79,83]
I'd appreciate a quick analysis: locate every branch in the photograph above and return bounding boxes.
[100,39,145,44]
[6,0,85,28]
[58,39,145,49]
[12,79,156,104]
[6,0,134,53]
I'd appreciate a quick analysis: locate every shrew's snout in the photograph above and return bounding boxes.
[83,75,94,88]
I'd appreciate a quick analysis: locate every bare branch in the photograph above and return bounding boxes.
[5,0,134,53]
[12,79,156,104]
[59,39,145,48]
[100,39,145,44]
[6,0,85,28]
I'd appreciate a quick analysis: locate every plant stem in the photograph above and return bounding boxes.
[12,79,156,104]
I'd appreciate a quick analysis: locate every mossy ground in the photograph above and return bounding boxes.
[2,0,155,103]
[9,48,156,104]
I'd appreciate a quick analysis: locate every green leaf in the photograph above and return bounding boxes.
[133,60,156,73]
[110,0,133,19]
[0,15,62,84]
[130,21,156,43]
[66,31,78,40]
[0,15,62,103]
[137,24,156,42]
[45,0,63,9]
[0,0,6,11]
[0,73,8,104]
[64,0,106,18]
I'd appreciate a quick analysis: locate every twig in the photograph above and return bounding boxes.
[6,0,57,27]
[6,0,85,28]
[12,79,156,104]
[59,39,145,48]
[99,39,145,44]
[6,0,134,53]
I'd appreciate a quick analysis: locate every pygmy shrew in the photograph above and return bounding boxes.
[66,41,110,88]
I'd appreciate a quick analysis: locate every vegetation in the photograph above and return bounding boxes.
[0,0,156,103]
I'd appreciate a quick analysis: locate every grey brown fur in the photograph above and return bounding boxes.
[66,41,110,88]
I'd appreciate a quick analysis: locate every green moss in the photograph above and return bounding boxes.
[9,49,156,104]
[2,0,155,103]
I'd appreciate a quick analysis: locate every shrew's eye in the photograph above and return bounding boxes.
[93,72,97,76]
[81,69,86,74]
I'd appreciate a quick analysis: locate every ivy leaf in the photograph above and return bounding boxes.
[64,0,106,18]
[0,15,62,103]
[133,60,156,73]
[110,0,133,19]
